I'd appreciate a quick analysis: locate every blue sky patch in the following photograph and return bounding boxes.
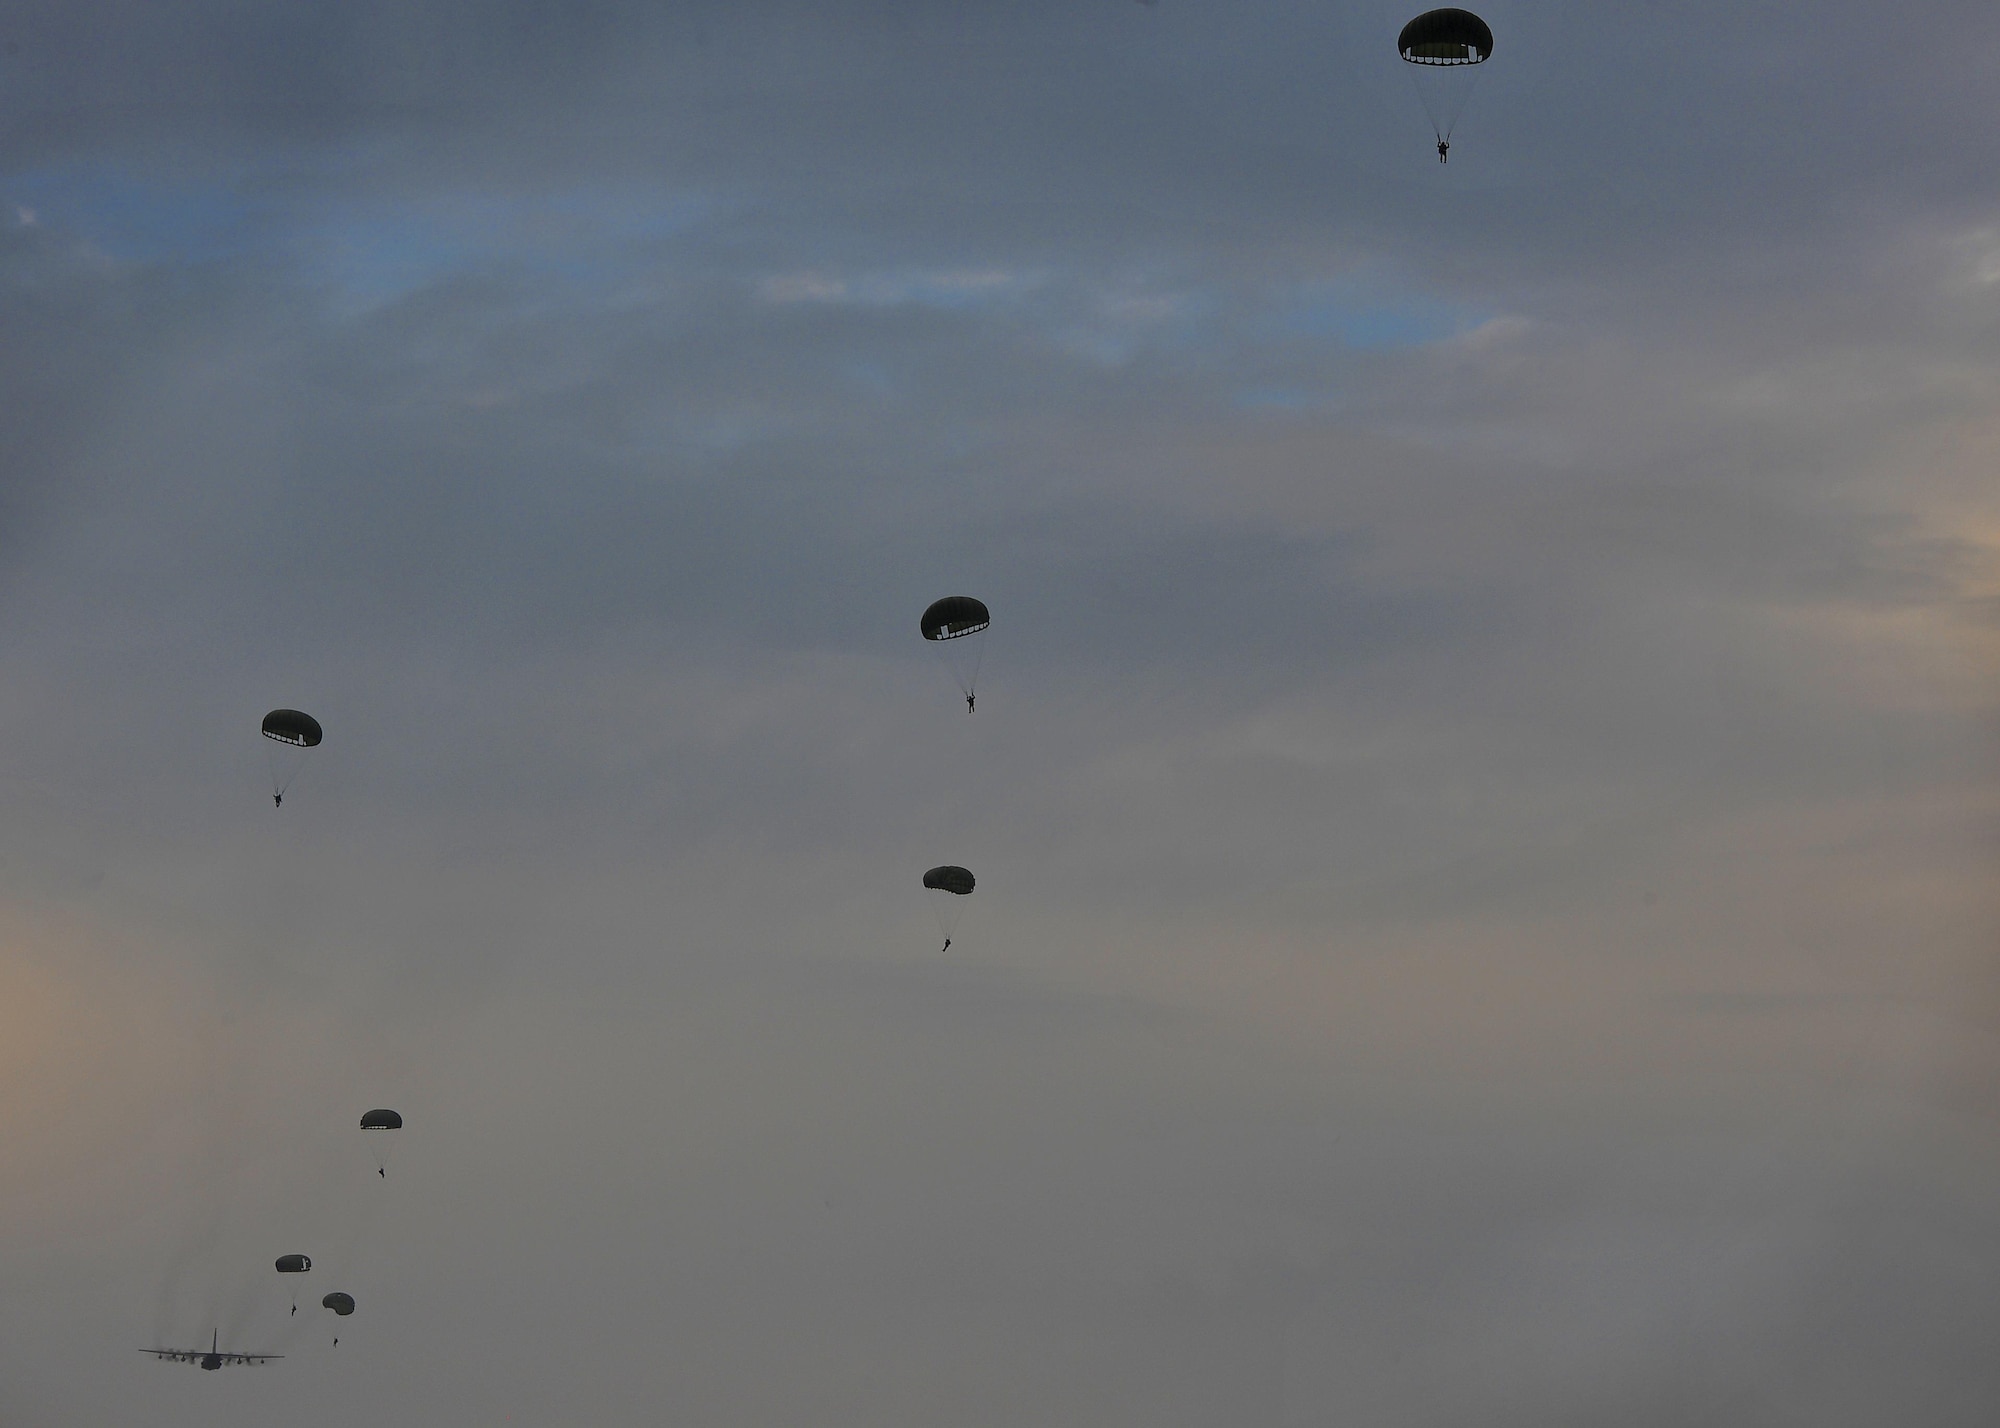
[6,164,264,263]
[4,161,716,305]
[1266,279,1489,350]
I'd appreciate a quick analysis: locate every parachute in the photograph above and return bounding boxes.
[261,709,322,808]
[275,1254,311,1314]
[321,1290,355,1346]
[920,597,990,712]
[920,597,989,642]
[261,710,322,747]
[923,865,976,896]
[1397,9,1492,160]
[923,865,975,950]
[360,1108,401,1177]
[1398,7,1492,62]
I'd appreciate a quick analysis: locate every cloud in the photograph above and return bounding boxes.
[0,3,1996,1425]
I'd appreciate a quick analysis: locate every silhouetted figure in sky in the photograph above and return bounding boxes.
[1437,138,1449,163]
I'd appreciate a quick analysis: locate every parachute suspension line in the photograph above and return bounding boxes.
[267,744,294,805]
[1407,64,1444,144]
[962,637,985,709]
[928,636,985,710]
[266,742,311,806]
[1406,61,1482,148]
[1439,63,1483,144]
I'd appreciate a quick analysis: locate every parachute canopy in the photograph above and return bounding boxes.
[923,865,976,896]
[261,709,323,748]
[322,1293,356,1316]
[1398,8,1492,64]
[920,597,990,642]
[274,1255,312,1274]
[359,1109,402,1131]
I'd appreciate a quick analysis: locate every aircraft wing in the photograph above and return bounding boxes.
[138,1348,282,1364]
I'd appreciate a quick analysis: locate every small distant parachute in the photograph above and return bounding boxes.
[1397,9,1492,160]
[923,865,976,896]
[261,709,322,808]
[920,597,990,712]
[275,1254,311,1314]
[322,1290,355,1346]
[360,1108,401,1177]
[923,865,975,950]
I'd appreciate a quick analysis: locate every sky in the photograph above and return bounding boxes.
[0,2,1996,1423]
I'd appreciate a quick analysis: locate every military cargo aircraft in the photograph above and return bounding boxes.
[140,1329,281,1370]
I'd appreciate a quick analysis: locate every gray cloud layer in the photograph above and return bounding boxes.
[0,4,1995,1426]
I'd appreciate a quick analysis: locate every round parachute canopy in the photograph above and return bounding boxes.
[923,865,976,896]
[359,1109,402,1131]
[322,1292,356,1316]
[261,709,323,748]
[274,1254,312,1274]
[1398,8,1492,64]
[920,597,990,642]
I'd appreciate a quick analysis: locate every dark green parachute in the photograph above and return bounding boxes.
[322,1293,355,1316]
[261,709,322,807]
[922,866,975,950]
[1397,8,1492,63]
[1398,9,1492,160]
[260,710,323,747]
[923,866,975,896]
[360,1108,401,1177]
[920,597,989,641]
[276,1254,311,1315]
[920,597,990,711]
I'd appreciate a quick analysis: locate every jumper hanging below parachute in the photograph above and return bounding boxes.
[920,597,990,712]
[923,865,975,952]
[1397,9,1493,162]
[275,1254,312,1315]
[322,1291,355,1344]
[360,1108,401,1177]
[261,709,322,807]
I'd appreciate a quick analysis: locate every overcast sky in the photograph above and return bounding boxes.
[0,3,1996,1424]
